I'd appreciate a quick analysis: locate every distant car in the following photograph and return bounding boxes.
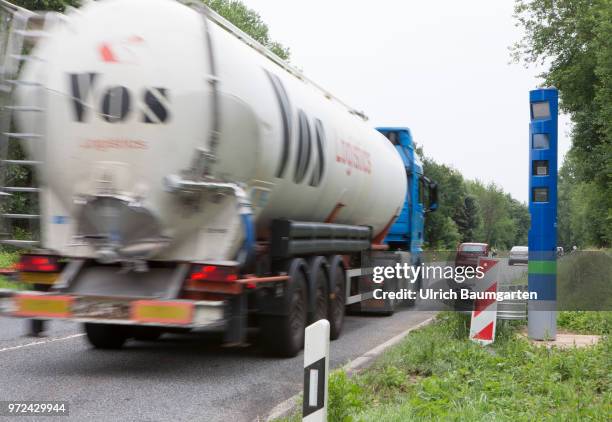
[454,242,491,269]
[509,246,528,265]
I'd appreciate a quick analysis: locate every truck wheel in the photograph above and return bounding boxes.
[308,256,329,323]
[27,319,46,337]
[130,326,163,341]
[84,323,128,349]
[260,259,308,357]
[328,256,346,340]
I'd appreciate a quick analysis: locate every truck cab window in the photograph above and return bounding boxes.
[385,132,399,145]
[419,176,425,205]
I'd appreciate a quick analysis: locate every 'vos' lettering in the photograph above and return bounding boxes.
[68,72,170,124]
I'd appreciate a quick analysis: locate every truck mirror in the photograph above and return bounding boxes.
[426,181,438,213]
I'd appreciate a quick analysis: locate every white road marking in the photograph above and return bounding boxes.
[0,333,84,353]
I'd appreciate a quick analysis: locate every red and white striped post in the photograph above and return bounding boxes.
[469,258,500,345]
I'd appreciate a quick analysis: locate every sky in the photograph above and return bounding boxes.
[239,0,571,203]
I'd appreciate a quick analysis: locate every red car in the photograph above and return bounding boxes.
[454,242,491,269]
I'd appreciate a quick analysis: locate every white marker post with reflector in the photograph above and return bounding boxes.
[469,258,500,345]
[303,319,330,422]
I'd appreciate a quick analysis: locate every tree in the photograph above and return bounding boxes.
[466,181,519,250]
[202,0,290,60]
[513,0,611,247]
[462,195,481,242]
[11,0,77,11]
[507,196,530,246]
[557,152,578,248]
[435,216,461,250]
[422,158,468,249]
[421,155,527,250]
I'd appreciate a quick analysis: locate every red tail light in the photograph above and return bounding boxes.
[188,265,238,282]
[17,255,60,273]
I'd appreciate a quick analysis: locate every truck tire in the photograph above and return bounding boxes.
[308,256,329,324]
[260,259,308,357]
[27,319,46,337]
[84,323,128,349]
[328,256,346,340]
[130,326,163,341]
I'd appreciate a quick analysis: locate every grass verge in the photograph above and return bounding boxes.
[558,311,611,335]
[0,250,25,290]
[276,311,610,421]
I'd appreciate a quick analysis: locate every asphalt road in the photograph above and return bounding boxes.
[0,259,526,422]
[0,306,435,421]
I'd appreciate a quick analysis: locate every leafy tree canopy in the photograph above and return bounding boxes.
[513,0,611,247]
[423,155,529,250]
[11,0,77,11]
[202,0,290,60]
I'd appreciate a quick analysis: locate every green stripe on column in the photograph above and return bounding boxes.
[528,260,556,274]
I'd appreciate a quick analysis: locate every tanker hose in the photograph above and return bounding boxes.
[236,213,255,268]
[234,186,255,269]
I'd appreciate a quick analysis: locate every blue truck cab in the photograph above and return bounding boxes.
[377,128,438,261]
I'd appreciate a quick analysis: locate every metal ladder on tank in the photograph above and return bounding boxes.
[0,4,53,249]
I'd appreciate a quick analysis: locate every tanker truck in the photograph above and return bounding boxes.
[0,0,437,357]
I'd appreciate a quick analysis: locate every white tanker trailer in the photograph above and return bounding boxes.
[0,0,437,357]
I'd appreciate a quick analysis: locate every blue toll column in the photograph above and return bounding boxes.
[527,87,558,340]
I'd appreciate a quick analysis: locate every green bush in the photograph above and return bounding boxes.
[558,311,611,335]
[0,250,19,268]
[0,251,23,290]
[328,370,365,422]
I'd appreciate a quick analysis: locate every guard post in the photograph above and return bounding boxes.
[527,87,558,340]
[303,319,330,422]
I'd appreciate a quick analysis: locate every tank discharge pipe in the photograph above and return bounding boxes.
[164,175,254,267]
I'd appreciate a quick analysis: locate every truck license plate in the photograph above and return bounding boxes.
[14,295,73,318]
[131,301,194,325]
